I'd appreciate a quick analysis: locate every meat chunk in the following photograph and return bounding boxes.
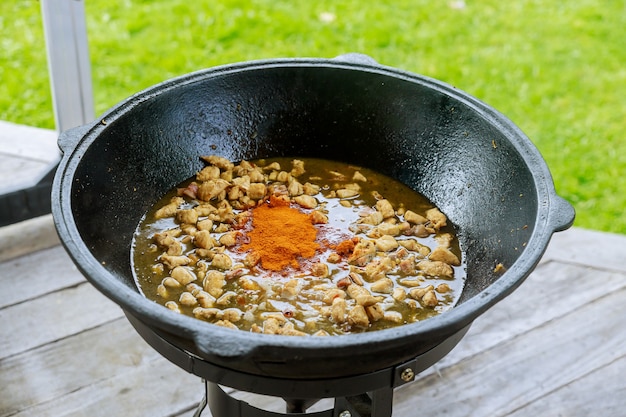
[336,188,359,198]
[310,262,330,278]
[216,291,237,306]
[197,179,230,201]
[368,222,401,238]
[293,195,318,209]
[196,219,214,232]
[365,303,384,322]
[196,165,221,181]
[409,285,439,307]
[364,257,394,281]
[221,308,243,322]
[201,155,234,171]
[360,211,384,226]
[425,208,447,230]
[398,256,416,275]
[288,180,304,196]
[160,254,191,269]
[416,260,454,279]
[436,283,451,294]
[203,270,226,298]
[282,279,301,299]
[214,319,238,330]
[348,305,370,327]
[262,317,282,334]
[421,289,439,307]
[323,288,346,305]
[375,235,399,252]
[348,239,376,266]
[309,210,328,224]
[179,291,198,306]
[352,171,367,182]
[392,287,407,302]
[331,297,347,323]
[247,183,267,200]
[429,246,461,266]
[194,230,216,249]
[370,277,394,294]
[155,197,184,219]
[193,307,220,320]
[399,239,430,257]
[346,284,380,306]
[303,182,321,195]
[404,210,428,224]
[375,199,395,219]
[171,266,197,285]
[218,231,239,247]
[153,229,183,253]
[212,253,233,270]
[290,159,306,177]
[195,290,216,308]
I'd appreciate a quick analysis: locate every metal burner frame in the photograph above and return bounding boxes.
[126,313,469,417]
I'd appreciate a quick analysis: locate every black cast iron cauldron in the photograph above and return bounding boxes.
[52,54,574,391]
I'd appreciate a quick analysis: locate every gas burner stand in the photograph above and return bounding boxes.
[126,313,469,417]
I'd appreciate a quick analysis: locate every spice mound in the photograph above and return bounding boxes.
[131,156,466,336]
[241,196,319,271]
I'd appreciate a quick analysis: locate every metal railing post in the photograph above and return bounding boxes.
[0,1,95,225]
[41,0,95,132]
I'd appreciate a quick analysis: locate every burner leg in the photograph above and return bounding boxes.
[284,398,322,413]
[334,387,393,417]
[205,381,335,417]
[193,379,394,417]
[192,379,209,417]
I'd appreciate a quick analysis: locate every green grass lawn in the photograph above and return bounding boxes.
[2,1,625,233]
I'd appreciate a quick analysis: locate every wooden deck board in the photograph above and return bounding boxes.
[0,319,162,416]
[393,283,626,416]
[0,282,123,359]
[0,120,58,193]
[0,243,81,308]
[507,355,626,416]
[0,214,59,264]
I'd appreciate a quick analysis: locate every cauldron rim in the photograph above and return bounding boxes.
[52,55,574,376]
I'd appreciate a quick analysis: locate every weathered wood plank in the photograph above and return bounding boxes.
[0,154,52,192]
[0,244,84,308]
[0,121,59,194]
[0,215,59,263]
[507,354,626,416]
[0,282,123,360]
[392,284,626,416]
[11,350,202,417]
[543,227,626,273]
[1,315,281,417]
[0,318,162,416]
[0,121,58,161]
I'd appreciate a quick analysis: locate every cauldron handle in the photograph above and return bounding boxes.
[57,122,95,154]
[332,52,381,66]
[549,195,575,233]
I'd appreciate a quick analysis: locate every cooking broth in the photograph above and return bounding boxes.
[131,156,466,335]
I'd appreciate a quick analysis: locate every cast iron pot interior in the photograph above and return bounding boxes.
[52,56,574,381]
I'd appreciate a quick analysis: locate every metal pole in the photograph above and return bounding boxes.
[40,0,95,132]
